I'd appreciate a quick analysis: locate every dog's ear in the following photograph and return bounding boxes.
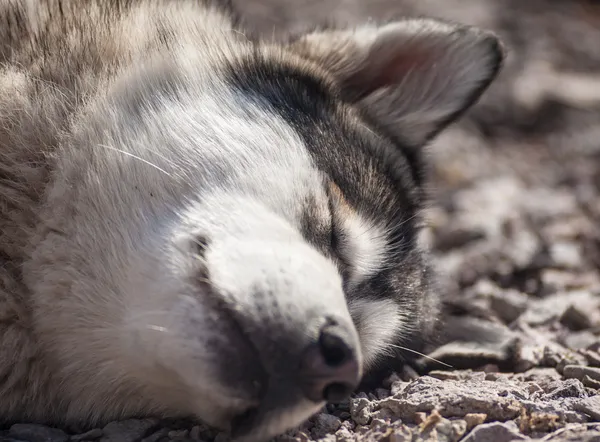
[289,19,505,145]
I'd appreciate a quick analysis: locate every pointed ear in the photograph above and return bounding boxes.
[289,19,505,145]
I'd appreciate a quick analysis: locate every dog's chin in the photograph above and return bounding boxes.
[228,378,324,442]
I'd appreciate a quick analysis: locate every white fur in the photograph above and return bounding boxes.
[340,213,389,288]
[348,298,406,367]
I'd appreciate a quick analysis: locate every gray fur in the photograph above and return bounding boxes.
[0,1,504,441]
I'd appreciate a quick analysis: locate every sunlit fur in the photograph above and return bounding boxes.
[0,1,503,440]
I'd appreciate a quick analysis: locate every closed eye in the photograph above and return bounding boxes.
[326,181,389,287]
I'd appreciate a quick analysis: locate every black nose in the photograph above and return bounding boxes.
[300,321,361,403]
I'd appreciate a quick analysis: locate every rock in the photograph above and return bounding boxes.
[310,414,341,439]
[560,305,594,331]
[71,428,104,441]
[167,429,189,439]
[189,426,202,441]
[563,365,600,383]
[141,428,170,442]
[561,331,597,350]
[419,317,518,370]
[101,419,159,442]
[490,290,529,324]
[522,291,596,327]
[517,410,561,433]
[433,226,485,252]
[541,425,600,442]
[428,370,484,381]
[574,396,600,421]
[378,377,524,422]
[8,424,69,442]
[582,375,600,389]
[542,378,588,400]
[461,421,530,442]
[463,414,487,430]
[581,350,600,367]
[350,396,373,426]
[549,242,583,269]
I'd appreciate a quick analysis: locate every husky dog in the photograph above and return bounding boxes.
[0,0,503,440]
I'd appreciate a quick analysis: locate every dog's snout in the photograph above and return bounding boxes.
[300,320,361,404]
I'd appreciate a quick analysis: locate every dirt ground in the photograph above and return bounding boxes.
[3,1,600,441]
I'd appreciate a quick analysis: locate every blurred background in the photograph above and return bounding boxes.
[231,0,600,372]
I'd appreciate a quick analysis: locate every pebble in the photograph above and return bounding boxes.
[560,304,594,331]
[141,428,170,442]
[461,421,530,442]
[574,396,600,421]
[561,330,598,350]
[310,414,341,439]
[71,428,104,441]
[349,397,373,426]
[463,413,487,430]
[490,289,529,324]
[563,365,600,383]
[101,419,158,442]
[8,424,69,442]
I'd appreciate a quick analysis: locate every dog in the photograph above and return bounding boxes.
[0,1,504,440]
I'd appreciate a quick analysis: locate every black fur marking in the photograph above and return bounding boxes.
[223,53,438,376]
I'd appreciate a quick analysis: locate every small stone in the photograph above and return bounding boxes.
[563,365,600,383]
[413,413,427,425]
[428,371,464,381]
[213,432,229,442]
[9,424,69,442]
[350,397,373,426]
[561,305,594,331]
[574,396,600,421]
[562,331,598,350]
[189,426,202,440]
[490,290,529,324]
[382,373,402,389]
[141,428,170,442]
[390,380,408,396]
[419,409,443,432]
[451,419,468,440]
[556,353,587,374]
[549,242,583,269]
[518,411,561,433]
[379,377,523,422]
[101,419,158,442]
[542,346,562,367]
[401,365,419,381]
[375,388,390,400]
[340,420,355,431]
[334,426,355,442]
[167,429,189,440]
[582,375,600,389]
[71,428,104,441]
[370,407,396,422]
[543,378,588,400]
[336,411,351,420]
[433,226,485,251]
[385,426,412,442]
[311,414,342,439]
[583,350,600,367]
[461,421,530,442]
[464,414,487,430]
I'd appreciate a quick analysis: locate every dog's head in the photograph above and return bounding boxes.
[44,13,503,442]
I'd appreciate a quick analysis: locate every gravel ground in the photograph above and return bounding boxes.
[3,1,600,441]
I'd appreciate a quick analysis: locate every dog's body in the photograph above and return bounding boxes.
[0,1,503,440]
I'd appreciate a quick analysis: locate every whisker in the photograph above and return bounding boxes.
[97,144,173,177]
[147,324,169,333]
[387,343,454,369]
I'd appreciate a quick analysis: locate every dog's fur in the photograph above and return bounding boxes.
[0,1,504,440]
